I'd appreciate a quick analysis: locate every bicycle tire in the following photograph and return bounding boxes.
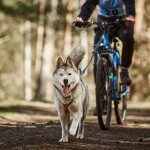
[114,85,127,125]
[96,57,112,130]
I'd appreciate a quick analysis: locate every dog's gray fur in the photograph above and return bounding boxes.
[53,47,89,142]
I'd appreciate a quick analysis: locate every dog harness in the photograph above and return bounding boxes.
[61,95,78,113]
[54,83,79,111]
[61,95,74,107]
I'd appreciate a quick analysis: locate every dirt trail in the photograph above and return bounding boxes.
[0,102,150,150]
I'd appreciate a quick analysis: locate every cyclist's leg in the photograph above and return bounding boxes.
[93,29,102,83]
[117,24,134,84]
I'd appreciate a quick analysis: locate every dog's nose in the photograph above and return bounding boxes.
[63,79,68,84]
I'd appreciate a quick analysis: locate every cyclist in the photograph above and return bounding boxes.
[74,0,135,85]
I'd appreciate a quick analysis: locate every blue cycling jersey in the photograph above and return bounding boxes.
[97,0,126,17]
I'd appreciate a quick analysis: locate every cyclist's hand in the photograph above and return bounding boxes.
[125,15,135,26]
[73,17,84,27]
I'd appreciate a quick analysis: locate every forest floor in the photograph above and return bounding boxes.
[0,99,150,150]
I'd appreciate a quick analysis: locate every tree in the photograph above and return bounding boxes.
[34,0,46,99]
[135,0,145,35]
[24,20,32,101]
[34,0,58,100]
[63,0,73,57]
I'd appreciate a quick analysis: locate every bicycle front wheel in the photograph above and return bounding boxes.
[114,85,128,125]
[96,57,112,130]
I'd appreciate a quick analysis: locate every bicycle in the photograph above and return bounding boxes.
[74,19,129,130]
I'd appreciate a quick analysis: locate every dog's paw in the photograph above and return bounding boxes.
[69,119,79,136]
[59,137,68,143]
[76,133,84,139]
[69,128,76,136]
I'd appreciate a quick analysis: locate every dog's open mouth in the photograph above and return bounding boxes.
[61,84,71,95]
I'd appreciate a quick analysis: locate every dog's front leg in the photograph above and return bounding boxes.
[69,111,82,136]
[57,105,69,142]
[76,115,85,139]
[59,114,69,142]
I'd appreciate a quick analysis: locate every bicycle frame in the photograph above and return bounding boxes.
[95,32,129,101]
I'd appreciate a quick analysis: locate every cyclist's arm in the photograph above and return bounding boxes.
[78,0,98,21]
[123,0,136,17]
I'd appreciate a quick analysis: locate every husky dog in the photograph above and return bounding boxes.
[53,47,89,142]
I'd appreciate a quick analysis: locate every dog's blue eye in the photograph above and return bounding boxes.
[68,73,72,75]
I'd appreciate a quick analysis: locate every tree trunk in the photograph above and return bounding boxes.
[80,30,88,76]
[34,0,46,99]
[38,0,58,100]
[135,0,145,35]
[35,0,46,76]
[24,20,32,101]
[34,0,57,100]
[63,0,73,57]
[79,0,88,76]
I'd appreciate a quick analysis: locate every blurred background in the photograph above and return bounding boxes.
[0,0,150,104]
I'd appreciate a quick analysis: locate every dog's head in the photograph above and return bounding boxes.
[53,56,80,97]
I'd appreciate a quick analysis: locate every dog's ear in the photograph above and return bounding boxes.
[56,57,64,69]
[66,56,76,68]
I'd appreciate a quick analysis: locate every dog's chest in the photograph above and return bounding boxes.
[67,101,78,112]
[62,96,78,113]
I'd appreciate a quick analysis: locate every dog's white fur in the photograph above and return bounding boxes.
[53,47,89,142]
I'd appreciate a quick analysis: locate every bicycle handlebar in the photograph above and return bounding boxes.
[72,20,96,28]
[73,18,126,30]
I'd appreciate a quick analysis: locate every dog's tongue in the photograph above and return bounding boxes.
[63,85,69,94]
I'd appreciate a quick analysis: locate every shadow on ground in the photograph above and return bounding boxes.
[0,105,57,116]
